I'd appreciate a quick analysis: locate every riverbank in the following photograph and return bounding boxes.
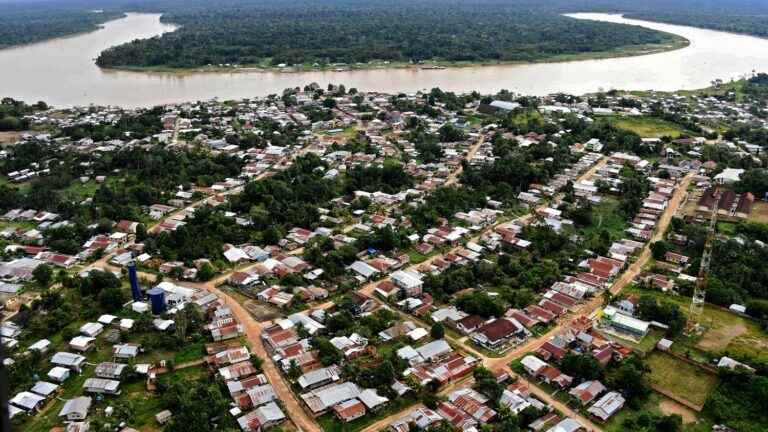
[100,33,689,76]
[3,11,764,108]
[0,11,126,51]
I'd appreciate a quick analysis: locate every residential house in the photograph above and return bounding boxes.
[587,391,625,421]
[236,402,286,432]
[59,396,92,421]
[471,318,526,349]
[334,399,366,423]
[83,378,121,395]
[568,380,606,405]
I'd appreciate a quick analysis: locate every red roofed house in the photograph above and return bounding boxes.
[333,399,366,423]
[436,402,477,430]
[471,318,525,349]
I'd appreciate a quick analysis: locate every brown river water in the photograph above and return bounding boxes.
[2,12,768,107]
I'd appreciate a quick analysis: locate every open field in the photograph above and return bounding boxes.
[0,131,26,144]
[646,351,718,408]
[624,285,768,362]
[579,197,629,241]
[609,115,689,138]
[749,201,768,224]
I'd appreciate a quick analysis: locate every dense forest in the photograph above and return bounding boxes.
[0,1,123,48]
[0,98,48,131]
[626,10,768,38]
[94,0,681,68]
[4,0,768,60]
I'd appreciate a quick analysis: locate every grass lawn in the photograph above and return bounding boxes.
[172,339,207,364]
[407,250,431,265]
[716,221,738,236]
[645,351,718,408]
[62,180,102,199]
[624,285,768,362]
[609,115,688,138]
[580,197,629,240]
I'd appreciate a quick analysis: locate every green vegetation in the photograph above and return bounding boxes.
[610,115,688,138]
[0,3,123,49]
[0,98,48,131]
[11,266,211,432]
[604,328,665,355]
[423,225,576,307]
[574,197,629,254]
[645,351,718,407]
[628,9,768,39]
[703,368,768,432]
[94,0,681,69]
[736,168,768,197]
[0,139,243,226]
[624,285,768,363]
[706,238,768,308]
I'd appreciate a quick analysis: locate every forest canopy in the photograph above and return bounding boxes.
[94,0,682,68]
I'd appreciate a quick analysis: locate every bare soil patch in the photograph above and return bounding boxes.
[697,322,746,352]
[244,300,281,322]
[0,131,24,144]
[659,399,698,424]
[750,201,768,224]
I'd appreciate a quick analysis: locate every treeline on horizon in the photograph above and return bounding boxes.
[0,1,124,49]
[93,0,679,69]
[2,0,768,63]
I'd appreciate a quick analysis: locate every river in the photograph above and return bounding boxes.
[2,12,768,108]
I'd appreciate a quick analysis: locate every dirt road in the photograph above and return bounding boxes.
[207,284,322,432]
[445,134,485,186]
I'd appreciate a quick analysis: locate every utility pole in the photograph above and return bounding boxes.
[0,338,10,432]
[689,188,719,330]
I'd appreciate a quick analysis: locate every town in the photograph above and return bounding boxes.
[2,75,768,432]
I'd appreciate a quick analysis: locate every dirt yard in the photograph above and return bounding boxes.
[750,201,768,224]
[244,300,281,322]
[0,131,24,144]
[659,399,698,424]
[697,321,747,352]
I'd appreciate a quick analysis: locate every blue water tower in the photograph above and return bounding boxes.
[128,261,142,302]
[147,287,166,315]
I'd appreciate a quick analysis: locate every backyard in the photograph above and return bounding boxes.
[579,197,630,242]
[645,351,718,408]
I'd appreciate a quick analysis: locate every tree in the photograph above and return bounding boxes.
[430,322,445,339]
[560,352,603,381]
[473,367,504,404]
[136,223,148,241]
[313,337,342,366]
[162,380,229,432]
[197,263,216,281]
[637,295,686,336]
[608,356,650,408]
[33,264,53,287]
[98,287,125,312]
[322,97,337,108]
[438,123,466,142]
[650,241,672,261]
[456,292,504,318]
